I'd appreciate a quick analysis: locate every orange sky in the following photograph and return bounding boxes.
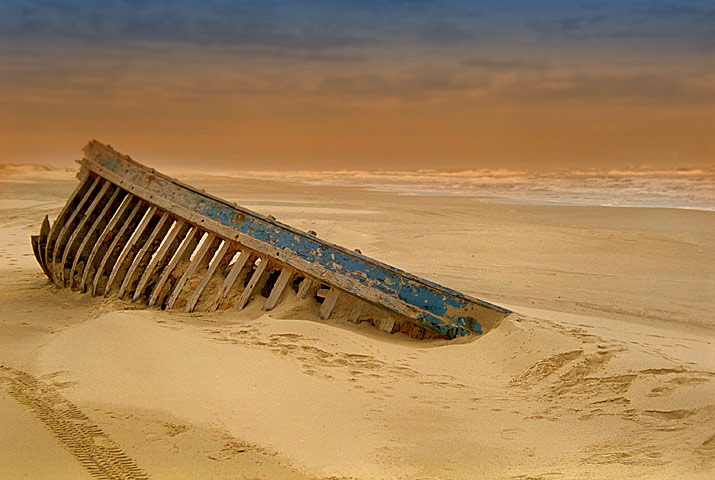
[1,1,713,170]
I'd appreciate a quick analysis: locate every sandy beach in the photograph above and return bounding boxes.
[1,166,713,479]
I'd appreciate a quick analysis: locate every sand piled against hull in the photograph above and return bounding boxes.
[1,170,713,479]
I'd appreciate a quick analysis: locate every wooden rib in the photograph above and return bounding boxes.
[91,201,145,296]
[263,267,293,311]
[44,169,91,278]
[319,288,340,320]
[79,194,134,292]
[31,236,47,276]
[60,181,112,285]
[208,250,253,312]
[348,304,362,324]
[132,219,188,302]
[51,176,102,282]
[164,233,218,310]
[148,225,199,307]
[103,206,158,296]
[297,277,314,299]
[33,216,52,278]
[68,188,123,289]
[118,213,171,299]
[185,240,231,313]
[236,257,269,310]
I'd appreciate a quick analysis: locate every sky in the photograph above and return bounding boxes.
[0,0,713,171]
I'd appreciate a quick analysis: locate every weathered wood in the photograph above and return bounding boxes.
[379,317,396,334]
[185,240,231,313]
[132,219,188,302]
[118,213,171,299]
[68,187,123,289]
[347,304,362,324]
[32,216,52,278]
[51,176,102,282]
[60,181,112,285]
[236,257,269,310]
[319,288,340,320]
[79,194,134,292]
[148,225,200,307]
[165,232,218,310]
[103,206,158,296]
[207,249,254,312]
[34,141,514,339]
[297,278,314,299]
[44,169,91,280]
[91,201,146,296]
[263,267,293,311]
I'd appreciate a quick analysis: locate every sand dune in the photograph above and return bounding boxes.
[1,170,713,479]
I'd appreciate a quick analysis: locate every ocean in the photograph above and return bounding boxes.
[222,166,715,211]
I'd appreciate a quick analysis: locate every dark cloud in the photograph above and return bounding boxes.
[0,0,481,52]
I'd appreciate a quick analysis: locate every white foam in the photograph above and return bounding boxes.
[217,166,715,211]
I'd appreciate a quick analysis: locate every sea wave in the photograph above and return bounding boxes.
[221,166,715,211]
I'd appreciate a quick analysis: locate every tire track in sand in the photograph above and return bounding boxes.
[0,365,149,480]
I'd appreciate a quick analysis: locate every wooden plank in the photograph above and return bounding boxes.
[207,250,253,312]
[165,232,217,310]
[44,169,90,279]
[347,304,362,324]
[91,201,145,296]
[32,216,52,278]
[103,206,158,296]
[132,219,187,301]
[148,225,199,307]
[79,194,134,292]
[184,240,231,313]
[319,288,340,320]
[263,267,293,311]
[297,278,314,299]
[68,188,122,289]
[60,181,112,285]
[236,257,269,310]
[117,213,171,299]
[51,176,102,282]
[379,317,396,333]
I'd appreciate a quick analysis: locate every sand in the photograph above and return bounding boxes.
[0,166,713,479]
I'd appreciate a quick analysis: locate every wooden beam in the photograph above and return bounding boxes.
[185,240,231,313]
[132,219,187,301]
[103,206,157,295]
[207,249,253,312]
[319,288,340,320]
[79,194,134,293]
[68,187,122,289]
[348,304,362,324]
[297,277,314,299]
[60,181,112,285]
[91,201,146,296]
[263,267,293,311]
[236,257,268,310]
[165,232,218,310]
[148,225,199,307]
[44,169,91,282]
[52,176,102,283]
[117,212,171,299]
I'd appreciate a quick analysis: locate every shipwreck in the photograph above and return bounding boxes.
[31,141,510,339]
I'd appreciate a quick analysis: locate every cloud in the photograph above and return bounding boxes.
[461,58,544,71]
[492,71,715,106]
